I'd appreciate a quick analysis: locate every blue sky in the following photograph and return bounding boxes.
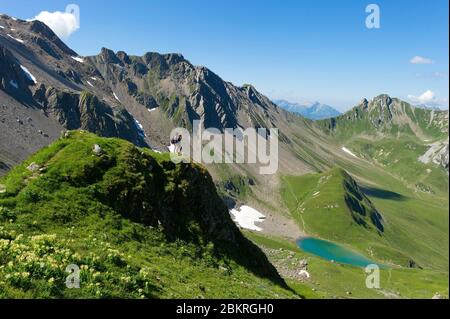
[1,0,448,111]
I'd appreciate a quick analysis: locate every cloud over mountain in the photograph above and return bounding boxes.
[408,90,448,108]
[29,10,79,39]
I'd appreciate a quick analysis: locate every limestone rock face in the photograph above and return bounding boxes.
[418,139,449,172]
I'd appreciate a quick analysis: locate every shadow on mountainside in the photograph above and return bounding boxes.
[360,185,407,201]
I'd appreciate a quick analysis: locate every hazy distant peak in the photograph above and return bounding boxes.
[274,99,341,120]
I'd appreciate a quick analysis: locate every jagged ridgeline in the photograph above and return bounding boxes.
[0,14,299,175]
[0,131,300,298]
[317,95,448,140]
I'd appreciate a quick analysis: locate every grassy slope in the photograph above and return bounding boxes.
[245,231,448,299]
[271,98,448,298]
[343,136,448,196]
[316,98,448,196]
[278,163,448,298]
[330,144,449,272]
[281,168,411,265]
[0,131,301,299]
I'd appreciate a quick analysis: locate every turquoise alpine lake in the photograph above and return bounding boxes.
[297,237,382,268]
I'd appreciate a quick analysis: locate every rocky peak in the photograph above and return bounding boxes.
[116,51,131,65]
[241,84,264,103]
[241,84,256,96]
[369,94,392,109]
[164,53,185,65]
[99,47,121,65]
[0,14,22,22]
[1,14,78,58]
[359,98,369,110]
[143,52,162,65]
[372,94,393,109]
[28,20,56,39]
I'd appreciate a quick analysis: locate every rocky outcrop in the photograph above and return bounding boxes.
[32,84,147,146]
[342,169,384,232]
[0,44,33,95]
[419,139,449,172]
[441,144,449,171]
[28,20,78,58]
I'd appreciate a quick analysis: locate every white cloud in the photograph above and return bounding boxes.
[410,56,434,65]
[414,71,448,79]
[29,10,79,39]
[408,90,449,108]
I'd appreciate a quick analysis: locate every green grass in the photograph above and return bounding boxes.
[281,168,388,255]
[343,136,448,196]
[277,163,448,298]
[0,131,302,299]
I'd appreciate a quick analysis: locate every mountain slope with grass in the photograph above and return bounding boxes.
[317,94,449,193]
[0,131,305,298]
[280,165,448,277]
[317,94,448,141]
[281,168,384,241]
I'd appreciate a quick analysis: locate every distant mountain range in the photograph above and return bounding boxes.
[273,99,341,120]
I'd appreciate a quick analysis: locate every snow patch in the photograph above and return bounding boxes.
[9,80,18,89]
[134,119,146,138]
[113,92,120,102]
[342,147,357,158]
[20,65,37,84]
[90,77,97,81]
[0,25,5,29]
[134,119,143,131]
[229,205,265,231]
[148,107,159,112]
[7,34,24,43]
[86,81,94,87]
[71,56,84,63]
